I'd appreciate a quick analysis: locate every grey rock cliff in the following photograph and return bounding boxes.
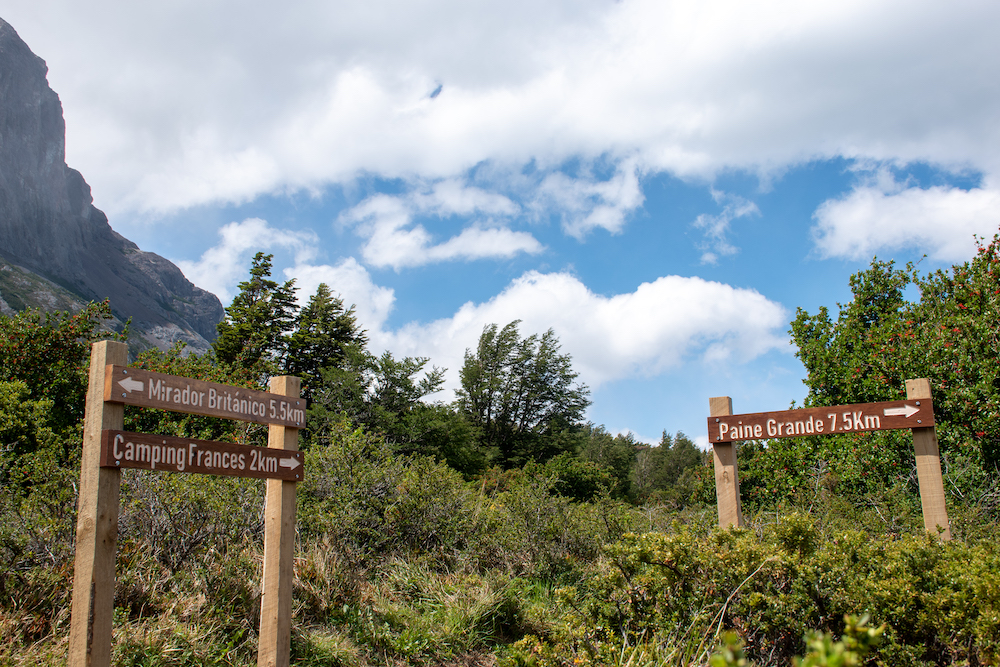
[0,18,223,352]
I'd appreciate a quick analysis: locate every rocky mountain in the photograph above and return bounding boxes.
[0,18,223,353]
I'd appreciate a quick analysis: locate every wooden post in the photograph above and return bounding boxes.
[68,341,128,667]
[258,376,301,667]
[906,378,951,540]
[710,396,745,528]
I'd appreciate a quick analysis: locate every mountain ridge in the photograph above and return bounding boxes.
[0,17,223,353]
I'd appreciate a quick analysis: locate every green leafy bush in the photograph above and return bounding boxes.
[509,516,1000,666]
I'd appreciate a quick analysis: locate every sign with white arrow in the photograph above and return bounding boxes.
[709,398,934,443]
[104,365,306,428]
[118,376,144,393]
[99,430,304,481]
[883,404,921,418]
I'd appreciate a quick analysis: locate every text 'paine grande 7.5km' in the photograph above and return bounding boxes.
[709,399,934,443]
[103,365,306,427]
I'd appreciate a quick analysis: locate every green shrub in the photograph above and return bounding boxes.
[299,414,475,569]
[510,516,1000,666]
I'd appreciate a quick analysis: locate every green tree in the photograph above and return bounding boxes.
[630,431,705,503]
[213,252,298,372]
[306,349,452,454]
[784,230,1000,501]
[906,233,1000,468]
[456,321,590,467]
[790,258,911,408]
[578,425,639,498]
[0,300,120,433]
[284,283,368,401]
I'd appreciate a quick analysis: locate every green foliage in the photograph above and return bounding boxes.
[119,470,265,571]
[0,380,58,472]
[393,402,485,476]
[708,615,882,667]
[302,329,453,464]
[735,428,922,516]
[0,304,124,602]
[791,232,1000,474]
[457,321,591,467]
[513,517,1000,667]
[794,615,883,667]
[348,351,445,443]
[0,300,120,432]
[791,259,911,408]
[285,282,368,401]
[213,252,297,373]
[471,463,634,578]
[541,452,615,502]
[909,234,1000,468]
[631,431,707,505]
[710,632,748,667]
[578,425,639,498]
[299,414,474,566]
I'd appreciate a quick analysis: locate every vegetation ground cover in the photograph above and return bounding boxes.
[3,237,1000,665]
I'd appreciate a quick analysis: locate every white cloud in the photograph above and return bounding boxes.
[382,270,789,398]
[413,179,520,217]
[340,185,542,269]
[173,214,789,418]
[531,160,645,238]
[5,0,998,218]
[284,259,396,334]
[812,177,1000,262]
[694,190,760,264]
[175,218,319,302]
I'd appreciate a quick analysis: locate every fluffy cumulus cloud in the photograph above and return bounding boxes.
[531,160,645,238]
[5,0,999,225]
[340,182,542,269]
[383,270,789,397]
[812,174,1000,262]
[175,218,319,302]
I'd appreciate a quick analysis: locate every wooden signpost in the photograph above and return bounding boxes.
[707,379,951,540]
[104,364,305,427]
[69,341,305,667]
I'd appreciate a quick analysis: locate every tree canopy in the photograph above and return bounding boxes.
[456,320,591,467]
[791,233,1000,470]
[213,252,297,372]
[284,283,368,401]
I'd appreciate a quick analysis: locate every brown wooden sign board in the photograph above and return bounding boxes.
[708,398,934,443]
[71,343,304,667]
[100,430,304,481]
[103,364,306,428]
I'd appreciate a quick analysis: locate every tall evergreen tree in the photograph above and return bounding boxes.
[213,252,298,372]
[285,283,368,400]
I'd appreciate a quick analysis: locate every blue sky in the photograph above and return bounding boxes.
[5,1,1000,446]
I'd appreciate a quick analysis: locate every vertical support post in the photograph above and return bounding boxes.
[258,376,301,667]
[69,341,128,667]
[906,378,951,540]
[710,396,745,528]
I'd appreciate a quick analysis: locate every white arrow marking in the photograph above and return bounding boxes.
[883,404,920,419]
[279,456,300,470]
[118,377,144,393]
